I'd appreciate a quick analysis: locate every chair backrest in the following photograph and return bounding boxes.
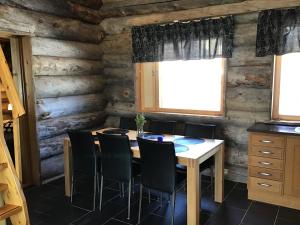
[68,130,97,176]
[97,133,133,182]
[184,123,216,139]
[149,120,176,134]
[119,116,136,130]
[137,137,176,194]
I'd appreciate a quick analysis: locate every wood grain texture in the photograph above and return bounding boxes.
[32,56,103,76]
[31,37,103,60]
[37,111,107,140]
[226,87,271,112]
[39,134,68,160]
[1,0,103,24]
[34,75,105,98]
[123,0,300,26]
[0,4,104,43]
[284,137,300,197]
[70,0,103,10]
[227,65,272,88]
[101,0,244,17]
[36,93,107,120]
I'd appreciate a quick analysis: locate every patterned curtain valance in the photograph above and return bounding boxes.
[256,7,300,57]
[131,16,234,63]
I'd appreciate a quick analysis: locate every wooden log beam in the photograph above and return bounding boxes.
[37,111,107,140]
[32,56,103,76]
[229,46,272,67]
[0,5,104,43]
[36,93,107,120]
[100,0,244,17]
[70,0,103,10]
[39,134,67,160]
[35,75,105,98]
[1,0,103,24]
[227,65,272,88]
[226,87,271,112]
[118,0,300,26]
[31,37,103,60]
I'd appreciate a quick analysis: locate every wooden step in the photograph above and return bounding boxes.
[0,204,22,220]
[0,163,8,171]
[0,184,8,192]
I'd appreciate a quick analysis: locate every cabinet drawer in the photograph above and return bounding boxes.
[249,146,285,159]
[248,156,284,170]
[248,177,283,195]
[249,166,283,181]
[251,134,285,148]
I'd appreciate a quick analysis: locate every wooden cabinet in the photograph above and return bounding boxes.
[248,132,300,210]
[285,137,300,198]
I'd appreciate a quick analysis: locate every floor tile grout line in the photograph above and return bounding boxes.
[104,218,133,225]
[238,201,253,225]
[223,183,238,201]
[204,183,238,225]
[69,211,91,225]
[273,206,280,225]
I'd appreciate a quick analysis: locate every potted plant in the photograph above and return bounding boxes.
[135,113,146,137]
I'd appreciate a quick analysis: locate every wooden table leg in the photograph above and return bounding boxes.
[64,138,72,197]
[187,159,200,225]
[214,143,224,203]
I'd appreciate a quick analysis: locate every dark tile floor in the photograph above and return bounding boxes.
[18,176,300,225]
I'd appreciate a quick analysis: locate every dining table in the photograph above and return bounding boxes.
[63,128,225,225]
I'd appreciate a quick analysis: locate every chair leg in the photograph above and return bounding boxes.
[93,174,97,211]
[148,189,151,204]
[137,184,143,224]
[210,165,214,198]
[210,165,214,186]
[70,176,74,204]
[122,182,125,198]
[170,191,176,225]
[160,192,163,208]
[99,175,104,211]
[132,178,135,194]
[127,180,132,220]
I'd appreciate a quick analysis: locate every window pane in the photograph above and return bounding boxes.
[158,59,223,112]
[279,53,300,116]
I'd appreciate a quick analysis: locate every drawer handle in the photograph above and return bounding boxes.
[259,150,273,155]
[259,161,272,165]
[258,183,272,187]
[258,172,271,176]
[260,140,273,144]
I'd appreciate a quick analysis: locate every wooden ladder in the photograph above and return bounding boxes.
[0,45,30,224]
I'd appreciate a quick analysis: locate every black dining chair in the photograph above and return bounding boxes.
[68,130,99,211]
[97,133,139,220]
[119,116,136,130]
[137,137,185,225]
[184,123,217,186]
[148,120,177,134]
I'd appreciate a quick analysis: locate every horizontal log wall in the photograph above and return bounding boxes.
[100,8,273,182]
[32,36,106,180]
[0,2,107,181]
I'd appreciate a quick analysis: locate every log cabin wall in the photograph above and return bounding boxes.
[99,1,274,183]
[0,1,107,182]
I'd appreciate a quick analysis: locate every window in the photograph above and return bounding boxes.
[272,53,300,121]
[136,59,226,116]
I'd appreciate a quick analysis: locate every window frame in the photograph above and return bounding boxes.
[135,59,227,116]
[272,55,300,121]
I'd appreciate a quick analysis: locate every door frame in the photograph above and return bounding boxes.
[1,34,40,186]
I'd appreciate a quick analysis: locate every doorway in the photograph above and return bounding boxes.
[0,34,40,186]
